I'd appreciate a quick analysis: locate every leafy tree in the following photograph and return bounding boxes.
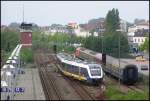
[105,8,120,32]
[32,31,85,53]
[84,31,130,58]
[139,37,149,52]
[103,32,129,57]
[84,35,102,53]
[20,48,33,63]
[1,28,19,52]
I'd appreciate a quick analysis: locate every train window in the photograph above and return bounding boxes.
[89,66,101,76]
[80,68,89,77]
[67,64,72,72]
[70,65,79,75]
[65,63,69,71]
[64,64,79,75]
[89,66,100,69]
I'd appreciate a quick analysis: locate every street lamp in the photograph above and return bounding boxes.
[101,33,103,54]
[116,29,122,86]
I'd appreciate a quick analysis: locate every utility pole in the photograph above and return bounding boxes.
[118,31,120,86]
[116,29,121,87]
[23,4,24,23]
[101,33,103,54]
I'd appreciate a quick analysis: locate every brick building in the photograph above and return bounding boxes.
[20,23,32,48]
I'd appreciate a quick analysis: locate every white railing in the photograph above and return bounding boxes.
[1,44,22,100]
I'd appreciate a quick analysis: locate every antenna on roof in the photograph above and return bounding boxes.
[23,4,24,23]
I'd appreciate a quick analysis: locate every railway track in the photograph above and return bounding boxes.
[45,65,62,100]
[48,54,105,100]
[105,75,145,93]
[39,51,145,100]
[39,67,52,99]
[48,54,95,100]
[35,53,63,100]
[64,76,96,100]
[36,51,106,100]
[127,85,145,93]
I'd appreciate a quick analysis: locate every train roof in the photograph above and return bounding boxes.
[76,47,138,69]
[77,47,97,56]
[2,64,15,69]
[57,53,100,68]
[1,80,8,87]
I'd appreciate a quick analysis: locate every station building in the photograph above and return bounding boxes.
[20,23,32,48]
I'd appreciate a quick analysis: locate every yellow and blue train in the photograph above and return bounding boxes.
[75,47,138,85]
[56,53,104,85]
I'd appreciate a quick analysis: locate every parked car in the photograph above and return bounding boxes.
[135,55,146,61]
[141,65,148,70]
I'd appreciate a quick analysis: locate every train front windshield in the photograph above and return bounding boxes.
[89,65,101,76]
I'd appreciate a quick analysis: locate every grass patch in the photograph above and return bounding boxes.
[53,45,75,54]
[20,48,34,63]
[105,85,149,100]
[137,73,149,85]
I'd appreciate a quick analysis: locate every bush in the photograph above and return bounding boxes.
[20,48,34,63]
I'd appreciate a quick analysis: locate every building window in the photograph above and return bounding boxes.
[134,39,136,43]
[138,38,140,42]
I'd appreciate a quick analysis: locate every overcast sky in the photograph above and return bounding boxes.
[1,1,149,26]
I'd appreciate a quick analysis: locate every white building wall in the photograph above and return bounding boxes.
[133,37,146,46]
[93,32,98,36]
[74,27,91,37]
[127,32,135,36]
[120,20,127,32]
[128,25,149,33]
[136,25,149,29]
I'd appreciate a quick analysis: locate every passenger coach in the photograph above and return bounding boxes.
[75,47,138,85]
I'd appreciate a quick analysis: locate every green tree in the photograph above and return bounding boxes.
[84,35,102,53]
[139,37,149,52]
[103,32,129,57]
[32,31,85,53]
[20,48,34,63]
[1,28,19,52]
[105,8,120,32]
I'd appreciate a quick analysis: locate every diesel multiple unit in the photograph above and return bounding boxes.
[56,53,104,85]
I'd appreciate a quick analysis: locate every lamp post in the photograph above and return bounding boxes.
[101,33,103,54]
[116,29,122,86]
